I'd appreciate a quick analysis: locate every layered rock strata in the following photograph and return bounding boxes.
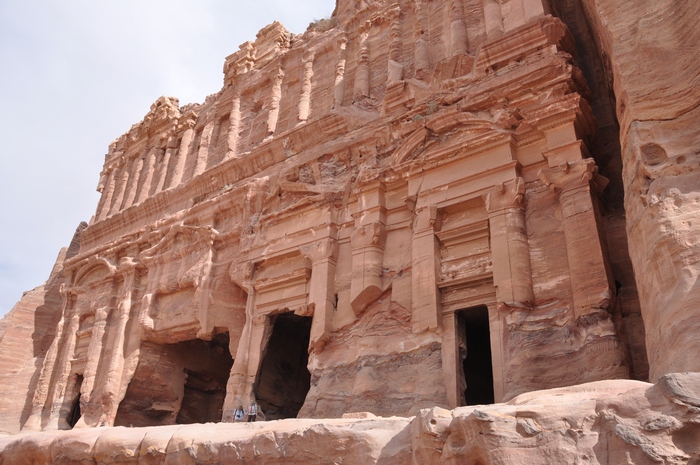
[572,0,700,382]
[8,0,700,437]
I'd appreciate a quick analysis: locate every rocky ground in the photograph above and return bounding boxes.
[2,372,699,464]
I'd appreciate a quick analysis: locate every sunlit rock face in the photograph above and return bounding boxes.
[1,0,697,458]
[4,374,700,464]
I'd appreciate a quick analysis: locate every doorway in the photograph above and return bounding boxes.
[114,332,233,427]
[457,306,494,405]
[67,374,84,428]
[255,313,312,420]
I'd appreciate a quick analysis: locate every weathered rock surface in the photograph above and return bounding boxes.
[571,0,700,381]
[1,7,698,465]
[3,373,700,464]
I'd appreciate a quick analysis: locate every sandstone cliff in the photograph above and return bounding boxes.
[0,0,698,463]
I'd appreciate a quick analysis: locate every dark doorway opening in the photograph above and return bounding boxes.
[457,306,494,405]
[255,313,312,420]
[114,332,233,427]
[67,374,84,428]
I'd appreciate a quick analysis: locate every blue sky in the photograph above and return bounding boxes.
[0,0,336,317]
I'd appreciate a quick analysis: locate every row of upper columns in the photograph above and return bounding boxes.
[92,0,547,224]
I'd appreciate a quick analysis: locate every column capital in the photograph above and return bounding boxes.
[229,260,255,289]
[300,238,339,264]
[414,205,442,232]
[484,177,526,213]
[350,221,386,250]
[538,158,608,195]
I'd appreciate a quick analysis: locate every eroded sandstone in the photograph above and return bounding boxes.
[0,1,696,461]
[3,374,700,464]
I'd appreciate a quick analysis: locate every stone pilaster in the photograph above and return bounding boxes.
[225,94,241,159]
[483,0,504,39]
[387,6,403,83]
[353,29,370,100]
[333,37,348,108]
[266,67,284,137]
[108,158,129,216]
[414,0,431,75]
[485,177,534,307]
[95,166,116,221]
[298,53,314,124]
[539,158,613,318]
[73,303,110,428]
[97,257,140,425]
[170,123,195,187]
[44,306,80,430]
[121,154,144,209]
[23,284,71,431]
[136,147,158,204]
[350,222,386,315]
[300,238,338,353]
[411,205,442,333]
[223,261,263,421]
[449,0,469,56]
[153,138,176,194]
[195,120,216,176]
[350,181,386,315]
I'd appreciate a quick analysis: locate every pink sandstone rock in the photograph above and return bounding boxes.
[2,373,700,464]
[0,1,697,463]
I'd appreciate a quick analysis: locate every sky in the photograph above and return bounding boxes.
[0,0,336,318]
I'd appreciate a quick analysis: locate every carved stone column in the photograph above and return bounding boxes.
[411,205,442,333]
[225,93,241,159]
[136,147,158,204]
[95,166,116,221]
[485,177,534,307]
[153,138,177,193]
[301,238,338,353]
[170,122,195,187]
[266,67,284,138]
[539,158,613,318]
[353,28,371,100]
[333,37,348,108]
[387,6,403,83]
[122,154,144,209]
[350,222,386,315]
[96,257,140,425]
[350,181,386,315]
[441,312,461,408]
[298,53,314,124]
[108,157,129,216]
[486,302,506,402]
[449,0,469,56]
[483,0,504,39]
[195,120,216,176]
[222,262,260,421]
[73,303,110,428]
[414,0,431,75]
[23,285,71,431]
[44,307,80,430]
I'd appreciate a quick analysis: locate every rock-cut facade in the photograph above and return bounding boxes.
[1,0,698,437]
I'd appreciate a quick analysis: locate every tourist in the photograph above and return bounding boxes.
[247,401,258,422]
[234,405,245,422]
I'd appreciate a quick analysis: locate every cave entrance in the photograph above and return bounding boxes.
[457,306,494,405]
[67,374,84,428]
[255,313,312,420]
[114,332,233,427]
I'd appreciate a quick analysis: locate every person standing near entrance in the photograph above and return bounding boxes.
[247,401,258,422]
[233,405,245,422]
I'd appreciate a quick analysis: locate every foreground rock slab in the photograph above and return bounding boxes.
[3,373,699,464]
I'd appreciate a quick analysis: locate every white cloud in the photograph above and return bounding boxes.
[0,0,336,316]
